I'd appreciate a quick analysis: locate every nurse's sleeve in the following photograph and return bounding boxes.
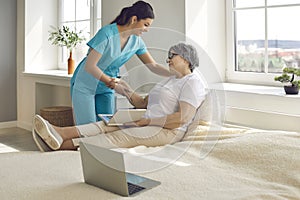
[136,38,148,55]
[87,29,108,54]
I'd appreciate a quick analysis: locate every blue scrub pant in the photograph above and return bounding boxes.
[71,88,115,125]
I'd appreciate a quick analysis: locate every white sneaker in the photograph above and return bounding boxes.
[32,129,52,152]
[33,115,63,150]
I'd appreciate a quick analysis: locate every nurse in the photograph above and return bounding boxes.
[71,1,171,125]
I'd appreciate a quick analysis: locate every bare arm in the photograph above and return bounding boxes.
[127,93,149,109]
[129,101,197,129]
[84,48,115,88]
[114,80,148,109]
[138,52,172,77]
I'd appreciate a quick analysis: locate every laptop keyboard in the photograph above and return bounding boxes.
[127,182,145,195]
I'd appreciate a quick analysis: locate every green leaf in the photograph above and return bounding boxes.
[48,25,86,51]
[275,67,300,85]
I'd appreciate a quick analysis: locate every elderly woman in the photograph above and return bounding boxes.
[32,42,206,151]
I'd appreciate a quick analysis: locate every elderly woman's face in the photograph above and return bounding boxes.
[167,51,189,75]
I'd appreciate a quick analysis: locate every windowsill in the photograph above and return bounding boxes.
[22,71,299,99]
[211,82,300,98]
[23,70,72,80]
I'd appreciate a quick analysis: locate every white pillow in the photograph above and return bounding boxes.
[186,90,214,133]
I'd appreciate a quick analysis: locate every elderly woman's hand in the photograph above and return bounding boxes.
[114,79,134,98]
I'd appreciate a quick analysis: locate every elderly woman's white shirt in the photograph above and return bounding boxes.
[144,73,206,132]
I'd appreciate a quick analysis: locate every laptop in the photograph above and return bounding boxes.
[98,109,146,126]
[79,142,161,197]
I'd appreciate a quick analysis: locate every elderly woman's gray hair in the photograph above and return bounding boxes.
[169,42,199,72]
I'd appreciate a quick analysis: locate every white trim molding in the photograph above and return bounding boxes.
[0,121,17,129]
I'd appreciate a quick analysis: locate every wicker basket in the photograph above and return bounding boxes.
[40,106,74,127]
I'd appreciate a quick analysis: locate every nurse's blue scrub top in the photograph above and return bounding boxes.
[71,23,147,94]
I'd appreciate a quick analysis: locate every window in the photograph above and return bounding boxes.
[226,0,300,84]
[58,0,101,69]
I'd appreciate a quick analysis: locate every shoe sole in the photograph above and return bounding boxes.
[32,129,52,152]
[34,115,62,150]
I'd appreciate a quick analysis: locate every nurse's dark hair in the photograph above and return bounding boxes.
[110,1,154,25]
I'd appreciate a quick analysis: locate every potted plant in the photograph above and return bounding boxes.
[274,67,300,95]
[48,26,86,74]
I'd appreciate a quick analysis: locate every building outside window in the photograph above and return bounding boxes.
[226,0,300,84]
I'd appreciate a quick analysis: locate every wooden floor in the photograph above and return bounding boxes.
[0,127,39,153]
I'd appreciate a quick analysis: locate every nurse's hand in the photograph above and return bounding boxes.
[106,78,120,89]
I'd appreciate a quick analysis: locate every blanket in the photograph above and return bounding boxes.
[0,125,299,199]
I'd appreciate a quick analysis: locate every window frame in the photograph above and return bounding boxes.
[226,0,300,85]
[57,0,101,69]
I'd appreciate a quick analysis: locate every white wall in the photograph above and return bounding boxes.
[186,0,226,84]
[24,0,58,71]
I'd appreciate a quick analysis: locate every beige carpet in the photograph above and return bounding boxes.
[0,126,300,199]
